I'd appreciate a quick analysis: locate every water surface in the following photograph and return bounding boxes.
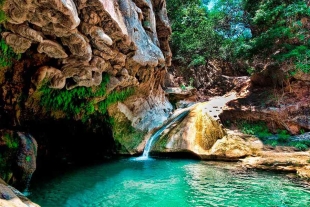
[28,158,310,207]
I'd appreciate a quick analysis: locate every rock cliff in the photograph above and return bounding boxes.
[0,0,173,155]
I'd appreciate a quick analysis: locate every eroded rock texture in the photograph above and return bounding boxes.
[146,102,262,160]
[1,0,173,153]
[2,0,171,90]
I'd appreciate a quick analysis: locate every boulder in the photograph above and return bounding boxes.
[241,150,310,180]
[147,98,263,160]
[0,130,37,191]
[0,178,40,207]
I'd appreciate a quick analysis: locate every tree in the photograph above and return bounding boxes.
[241,0,310,73]
[167,0,222,67]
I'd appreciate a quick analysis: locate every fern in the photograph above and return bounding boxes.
[39,73,135,122]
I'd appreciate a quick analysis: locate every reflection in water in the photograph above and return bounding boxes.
[29,159,310,207]
[184,162,309,207]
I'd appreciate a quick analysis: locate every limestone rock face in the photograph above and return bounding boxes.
[1,0,173,154]
[241,150,310,180]
[151,103,226,154]
[2,0,171,91]
[149,101,262,160]
[206,133,263,160]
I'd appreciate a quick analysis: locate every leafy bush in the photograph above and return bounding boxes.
[188,55,206,67]
[180,83,186,91]
[294,143,308,151]
[242,0,310,74]
[300,129,305,134]
[277,129,290,143]
[271,141,278,147]
[239,121,272,139]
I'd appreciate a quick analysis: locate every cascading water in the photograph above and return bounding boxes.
[136,109,190,160]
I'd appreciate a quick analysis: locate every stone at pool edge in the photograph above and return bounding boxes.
[0,178,40,207]
[241,150,310,180]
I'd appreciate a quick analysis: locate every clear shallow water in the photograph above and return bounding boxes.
[28,158,310,207]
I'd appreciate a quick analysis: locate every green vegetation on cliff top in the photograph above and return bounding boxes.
[167,0,310,75]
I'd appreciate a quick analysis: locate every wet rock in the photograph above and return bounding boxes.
[1,0,173,157]
[15,132,37,190]
[151,102,226,155]
[0,178,40,207]
[207,133,263,160]
[241,150,310,180]
[0,130,37,191]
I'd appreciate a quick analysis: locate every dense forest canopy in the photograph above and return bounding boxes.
[167,0,310,75]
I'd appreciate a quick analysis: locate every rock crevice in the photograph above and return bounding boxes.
[2,0,171,91]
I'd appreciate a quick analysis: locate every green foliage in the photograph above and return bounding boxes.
[188,55,206,67]
[294,143,308,151]
[0,38,21,67]
[40,74,135,121]
[246,67,255,75]
[277,129,290,143]
[3,133,18,149]
[0,10,6,23]
[0,0,6,23]
[0,4,21,67]
[167,0,309,77]
[97,87,135,115]
[241,0,310,74]
[25,156,31,162]
[239,121,272,139]
[270,140,278,147]
[234,121,309,149]
[167,0,222,65]
[108,117,145,151]
[180,83,186,91]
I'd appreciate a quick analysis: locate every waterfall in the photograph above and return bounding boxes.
[136,109,190,160]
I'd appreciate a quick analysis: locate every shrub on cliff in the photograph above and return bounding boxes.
[39,74,135,122]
